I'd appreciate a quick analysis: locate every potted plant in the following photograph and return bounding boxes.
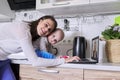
[102,24,120,40]
[101,24,120,63]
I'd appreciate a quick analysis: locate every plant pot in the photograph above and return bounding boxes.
[106,40,120,63]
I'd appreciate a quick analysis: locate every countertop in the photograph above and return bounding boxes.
[11,59,120,72]
[9,52,120,72]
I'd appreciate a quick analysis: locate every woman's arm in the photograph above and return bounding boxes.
[20,36,65,67]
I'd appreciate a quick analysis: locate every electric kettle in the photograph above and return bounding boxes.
[73,36,87,58]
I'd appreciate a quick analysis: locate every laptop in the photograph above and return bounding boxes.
[69,36,99,64]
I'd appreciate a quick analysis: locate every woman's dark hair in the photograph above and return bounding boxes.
[29,15,57,41]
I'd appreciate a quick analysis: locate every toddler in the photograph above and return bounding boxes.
[33,28,64,59]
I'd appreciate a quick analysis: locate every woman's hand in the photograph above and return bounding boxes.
[64,56,80,63]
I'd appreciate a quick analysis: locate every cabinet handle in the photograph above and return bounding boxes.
[38,69,59,74]
[52,2,70,6]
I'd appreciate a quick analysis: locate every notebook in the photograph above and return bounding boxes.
[69,36,99,64]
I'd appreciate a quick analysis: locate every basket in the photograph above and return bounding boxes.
[106,40,120,63]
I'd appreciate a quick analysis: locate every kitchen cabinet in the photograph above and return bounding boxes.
[36,0,89,15]
[36,0,120,16]
[84,69,120,80]
[90,0,118,3]
[0,0,15,22]
[89,0,120,15]
[20,64,83,80]
[20,64,120,80]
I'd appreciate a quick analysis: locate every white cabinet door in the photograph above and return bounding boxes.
[89,0,120,15]
[36,0,89,9]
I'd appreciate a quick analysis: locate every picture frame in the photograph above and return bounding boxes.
[91,36,99,60]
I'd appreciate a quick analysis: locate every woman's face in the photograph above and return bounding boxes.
[37,19,55,36]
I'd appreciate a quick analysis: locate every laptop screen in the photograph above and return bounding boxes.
[91,36,99,61]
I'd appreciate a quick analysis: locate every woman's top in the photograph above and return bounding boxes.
[0,21,65,67]
[33,37,52,53]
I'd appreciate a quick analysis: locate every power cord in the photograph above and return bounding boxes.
[66,48,73,56]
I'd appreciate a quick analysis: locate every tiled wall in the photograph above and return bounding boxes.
[14,10,120,59]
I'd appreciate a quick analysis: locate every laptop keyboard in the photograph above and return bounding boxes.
[81,58,89,61]
[72,58,90,62]
[69,58,97,64]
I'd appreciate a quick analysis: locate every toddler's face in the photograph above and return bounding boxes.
[48,30,63,44]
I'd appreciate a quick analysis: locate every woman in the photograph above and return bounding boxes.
[0,15,79,80]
